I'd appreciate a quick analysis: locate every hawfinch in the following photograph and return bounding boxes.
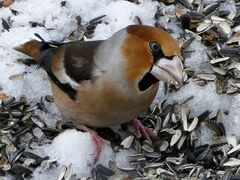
[15,25,183,159]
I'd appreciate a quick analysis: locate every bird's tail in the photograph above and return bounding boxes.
[14,40,42,61]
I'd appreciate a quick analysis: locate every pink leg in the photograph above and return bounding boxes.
[131,118,156,142]
[79,125,110,161]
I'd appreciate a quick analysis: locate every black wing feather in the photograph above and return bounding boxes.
[64,40,103,83]
[35,35,102,100]
[38,48,77,100]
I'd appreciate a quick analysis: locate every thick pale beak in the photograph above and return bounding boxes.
[150,56,183,88]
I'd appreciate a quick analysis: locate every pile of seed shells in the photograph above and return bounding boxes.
[0,95,240,179]
[93,100,240,180]
[0,95,60,179]
[168,0,240,95]
[1,0,240,179]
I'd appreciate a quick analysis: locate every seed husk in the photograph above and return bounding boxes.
[210,57,230,64]
[226,134,238,148]
[227,144,240,155]
[223,158,240,167]
[170,129,182,147]
[197,74,216,81]
[187,117,198,132]
[121,135,134,149]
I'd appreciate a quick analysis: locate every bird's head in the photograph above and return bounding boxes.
[95,25,183,92]
[122,25,183,91]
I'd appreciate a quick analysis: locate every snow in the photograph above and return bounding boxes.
[159,80,228,118]
[115,149,134,169]
[90,1,158,40]
[47,130,96,171]
[32,127,44,139]
[183,39,212,73]
[32,130,111,178]
[1,0,240,179]
[31,130,131,179]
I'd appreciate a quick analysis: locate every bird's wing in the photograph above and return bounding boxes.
[62,40,103,83]
[14,39,103,100]
[41,40,103,100]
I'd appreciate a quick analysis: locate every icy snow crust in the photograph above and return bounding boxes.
[0,0,239,179]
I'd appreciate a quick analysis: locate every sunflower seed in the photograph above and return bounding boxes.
[181,104,188,131]
[210,57,230,64]
[196,22,213,33]
[31,116,46,128]
[187,117,198,132]
[223,158,240,167]
[159,140,169,152]
[170,129,182,147]
[142,140,154,153]
[177,135,187,149]
[226,134,238,148]
[197,74,216,81]
[121,136,134,149]
[227,144,240,155]
[9,73,25,80]
[211,66,227,75]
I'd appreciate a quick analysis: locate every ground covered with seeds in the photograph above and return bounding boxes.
[1,0,240,179]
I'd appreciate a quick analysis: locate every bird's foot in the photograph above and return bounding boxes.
[79,125,110,162]
[131,118,156,142]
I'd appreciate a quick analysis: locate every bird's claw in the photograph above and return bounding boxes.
[131,118,156,143]
[79,125,110,162]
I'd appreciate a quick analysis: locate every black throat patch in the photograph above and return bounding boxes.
[138,72,159,91]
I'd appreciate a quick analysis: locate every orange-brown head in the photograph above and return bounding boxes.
[118,25,183,91]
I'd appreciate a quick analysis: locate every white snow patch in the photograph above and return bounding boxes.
[115,149,134,169]
[46,130,96,177]
[91,1,158,40]
[163,81,228,118]
[184,40,211,73]
[32,128,44,139]
[32,129,114,179]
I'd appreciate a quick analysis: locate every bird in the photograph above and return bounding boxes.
[15,25,183,160]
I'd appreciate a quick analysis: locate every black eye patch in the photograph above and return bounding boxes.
[149,41,165,63]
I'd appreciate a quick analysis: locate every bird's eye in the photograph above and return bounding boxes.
[149,41,160,52]
[149,41,164,63]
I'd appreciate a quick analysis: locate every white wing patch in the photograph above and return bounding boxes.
[54,60,79,89]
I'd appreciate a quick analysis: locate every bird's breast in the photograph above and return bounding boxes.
[51,76,158,127]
